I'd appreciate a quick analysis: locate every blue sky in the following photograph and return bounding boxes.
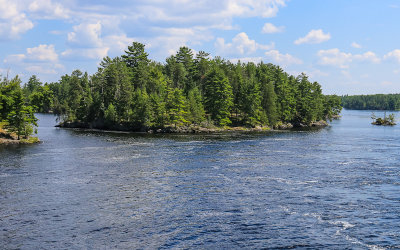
[1,0,400,95]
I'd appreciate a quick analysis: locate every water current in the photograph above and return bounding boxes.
[1,110,399,249]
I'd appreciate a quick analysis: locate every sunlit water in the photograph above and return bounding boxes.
[1,110,399,249]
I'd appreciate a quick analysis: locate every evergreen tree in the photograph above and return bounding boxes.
[167,88,188,127]
[122,42,150,89]
[187,87,205,124]
[204,67,233,126]
[261,77,278,126]
[6,85,38,139]
[239,77,262,126]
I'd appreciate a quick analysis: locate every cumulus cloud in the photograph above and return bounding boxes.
[215,32,274,56]
[5,44,58,63]
[0,0,34,40]
[317,49,352,68]
[64,0,287,58]
[4,44,63,75]
[1,0,290,79]
[68,22,103,48]
[262,23,284,33]
[318,48,380,68]
[143,27,214,58]
[26,44,58,62]
[264,50,303,66]
[294,29,331,45]
[28,0,70,19]
[384,49,400,63]
[63,21,134,60]
[353,51,380,63]
[351,42,362,49]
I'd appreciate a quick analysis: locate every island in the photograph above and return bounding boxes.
[2,42,342,136]
[371,113,396,126]
[0,77,39,144]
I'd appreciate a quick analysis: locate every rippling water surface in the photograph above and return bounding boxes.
[1,110,400,249]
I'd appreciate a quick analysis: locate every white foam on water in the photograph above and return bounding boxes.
[331,220,355,236]
[345,235,386,250]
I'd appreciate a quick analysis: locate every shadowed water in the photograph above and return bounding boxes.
[1,110,399,249]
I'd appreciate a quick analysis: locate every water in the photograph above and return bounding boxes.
[1,110,399,249]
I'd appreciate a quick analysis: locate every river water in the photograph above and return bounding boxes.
[1,110,399,249]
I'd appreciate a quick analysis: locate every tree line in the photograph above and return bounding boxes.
[15,42,341,132]
[342,94,400,110]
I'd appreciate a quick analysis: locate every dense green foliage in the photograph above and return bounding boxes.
[0,76,38,139]
[25,42,341,130]
[342,94,400,110]
[371,112,396,126]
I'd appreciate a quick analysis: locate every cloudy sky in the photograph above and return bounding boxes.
[1,0,400,95]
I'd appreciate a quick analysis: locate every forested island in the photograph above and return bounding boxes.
[0,77,39,144]
[371,112,396,126]
[2,42,342,136]
[342,94,400,110]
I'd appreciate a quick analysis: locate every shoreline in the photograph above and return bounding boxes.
[0,137,40,145]
[0,129,40,145]
[56,120,329,134]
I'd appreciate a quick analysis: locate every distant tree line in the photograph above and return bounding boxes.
[342,94,400,110]
[22,42,341,130]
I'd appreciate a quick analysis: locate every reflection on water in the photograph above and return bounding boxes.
[1,110,399,249]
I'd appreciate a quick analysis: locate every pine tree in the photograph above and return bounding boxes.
[122,42,150,89]
[6,87,37,139]
[167,88,188,127]
[261,78,278,126]
[204,67,233,126]
[187,87,205,124]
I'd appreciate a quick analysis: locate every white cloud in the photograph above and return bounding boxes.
[25,64,64,75]
[28,0,70,19]
[264,50,303,66]
[4,44,58,63]
[68,22,103,48]
[0,0,290,80]
[294,29,331,45]
[61,0,287,58]
[4,44,63,75]
[26,44,58,62]
[318,49,352,68]
[215,32,274,56]
[318,48,380,68]
[61,48,109,60]
[103,34,136,54]
[306,69,329,78]
[0,0,34,40]
[384,49,400,63]
[353,51,380,63]
[262,23,284,34]
[351,42,362,49]
[143,27,214,58]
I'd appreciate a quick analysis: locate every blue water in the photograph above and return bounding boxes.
[1,110,399,249]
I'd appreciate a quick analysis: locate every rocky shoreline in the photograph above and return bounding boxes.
[0,131,40,145]
[56,120,329,134]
